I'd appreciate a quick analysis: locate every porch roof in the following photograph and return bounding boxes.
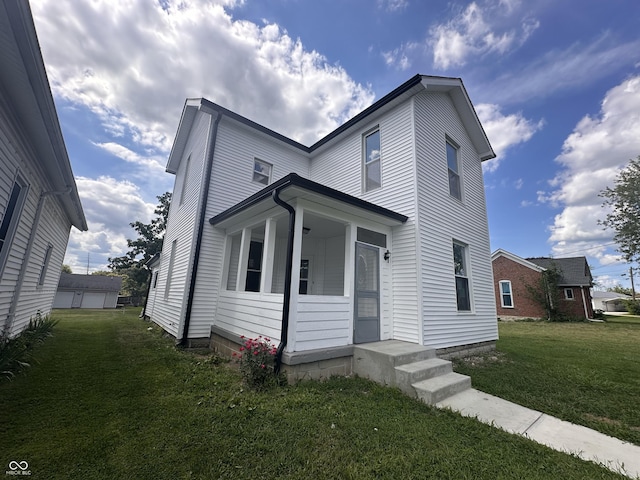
[209,173,408,228]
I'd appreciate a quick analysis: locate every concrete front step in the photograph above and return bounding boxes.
[353,340,436,387]
[394,358,453,396]
[413,372,472,405]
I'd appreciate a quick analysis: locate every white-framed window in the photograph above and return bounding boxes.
[253,158,272,186]
[244,240,263,292]
[152,271,158,289]
[164,240,177,299]
[38,244,53,286]
[564,288,574,300]
[499,280,513,308]
[0,177,28,276]
[363,128,381,192]
[453,241,471,311]
[179,154,191,205]
[446,139,462,200]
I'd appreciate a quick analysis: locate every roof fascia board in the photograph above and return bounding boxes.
[421,76,495,161]
[491,248,546,272]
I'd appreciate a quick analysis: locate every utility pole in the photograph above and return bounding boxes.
[86,252,90,275]
[631,266,636,300]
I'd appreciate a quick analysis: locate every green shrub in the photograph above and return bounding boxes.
[625,300,640,315]
[1,312,58,380]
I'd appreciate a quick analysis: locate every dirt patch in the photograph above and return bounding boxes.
[583,414,640,432]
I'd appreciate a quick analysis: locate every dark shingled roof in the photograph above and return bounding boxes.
[526,257,593,286]
[57,273,122,292]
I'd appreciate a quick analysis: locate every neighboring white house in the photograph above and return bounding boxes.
[53,274,122,309]
[0,1,87,336]
[145,74,498,376]
[592,291,631,312]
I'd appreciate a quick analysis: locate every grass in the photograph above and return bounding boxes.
[453,317,640,446]
[0,310,628,479]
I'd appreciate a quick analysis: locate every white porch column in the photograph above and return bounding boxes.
[236,227,251,292]
[286,204,304,353]
[261,217,277,293]
[344,223,356,345]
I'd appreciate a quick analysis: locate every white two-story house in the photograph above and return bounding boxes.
[145,74,498,378]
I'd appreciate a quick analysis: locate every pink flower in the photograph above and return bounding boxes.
[239,347,244,351]
[253,351,259,355]
[240,335,245,339]
[260,364,266,369]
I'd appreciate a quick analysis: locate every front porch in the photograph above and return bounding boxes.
[209,173,408,356]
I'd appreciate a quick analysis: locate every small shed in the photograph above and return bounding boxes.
[592,291,631,312]
[53,273,123,309]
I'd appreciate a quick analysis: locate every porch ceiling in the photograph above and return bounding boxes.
[209,173,408,230]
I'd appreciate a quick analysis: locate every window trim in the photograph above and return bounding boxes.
[179,154,191,206]
[164,240,177,299]
[0,176,29,277]
[499,280,514,308]
[362,127,382,193]
[446,138,462,201]
[453,240,472,312]
[564,288,574,300]
[37,244,53,286]
[253,158,272,186]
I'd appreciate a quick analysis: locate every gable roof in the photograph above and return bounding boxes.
[167,75,495,174]
[57,273,122,292]
[0,1,87,230]
[491,249,546,272]
[526,257,593,287]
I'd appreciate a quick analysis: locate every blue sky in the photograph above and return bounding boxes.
[30,0,640,289]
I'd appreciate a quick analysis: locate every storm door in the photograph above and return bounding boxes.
[354,242,380,343]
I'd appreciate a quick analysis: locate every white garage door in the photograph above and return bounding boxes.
[53,291,74,309]
[81,292,106,309]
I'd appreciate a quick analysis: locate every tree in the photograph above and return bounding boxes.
[108,192,171,298]
[524,264,563,321]
[599,157,640,265]
[607,285,633,297]
[61,264,72,274]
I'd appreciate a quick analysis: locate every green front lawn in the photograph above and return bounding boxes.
[0,309,626,479]
[453,318,640,445]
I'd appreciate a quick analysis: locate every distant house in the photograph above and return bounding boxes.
[591,291,631,312]
[144,74,499,379]
[492,249,594,320]
[0,1,87,336]
[53,274,122,309]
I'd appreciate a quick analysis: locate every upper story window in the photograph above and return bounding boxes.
[446,140,461,200]
[38,244,53,286]
[499,280,513,308]
[564,288,574,300]
[363,129,381,192]
[253,159,272,186]
[453,241,471,311]
[179,155,191,206]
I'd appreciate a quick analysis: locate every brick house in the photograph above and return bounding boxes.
[491,249,594,320]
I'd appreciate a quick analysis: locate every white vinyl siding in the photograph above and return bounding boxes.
[0,97,74,336]
[163,115,310,339]
[311,100,419,343]
[414,91,497,349]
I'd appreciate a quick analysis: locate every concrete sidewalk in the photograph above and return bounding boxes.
[437,389,640,479]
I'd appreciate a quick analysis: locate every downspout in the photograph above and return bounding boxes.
[271,188,295,374]
[5,187,72,335]
[178,110,222,346]
[580,287,590,319]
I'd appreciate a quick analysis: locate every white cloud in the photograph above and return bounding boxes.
[378,0,409,12]
[542,76,640,264]
[64,177,157,273]
[485,34,640,105]
[475,103,543,172]
[429,0,538,70]
[31,0,374,150]
[381,43,418,70]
